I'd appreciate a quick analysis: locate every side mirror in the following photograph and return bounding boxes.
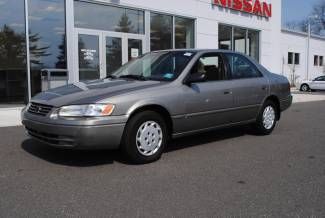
[186,73,207,85]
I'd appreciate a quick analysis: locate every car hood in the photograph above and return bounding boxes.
[31,79,166,107]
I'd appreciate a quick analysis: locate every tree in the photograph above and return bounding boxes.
[284,0,325,36]
[29,31,50,68]
[55,34,66,69]
[0,25,26,68]
[115,13,134,33]
[309,0,325,35]
[285,20,308,32]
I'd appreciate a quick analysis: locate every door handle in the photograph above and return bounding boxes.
[262,86,267,90]
[224,91,232,95]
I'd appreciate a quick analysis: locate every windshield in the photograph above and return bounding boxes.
[111,51,196,81]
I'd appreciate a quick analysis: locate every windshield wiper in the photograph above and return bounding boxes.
[118,75,147,81]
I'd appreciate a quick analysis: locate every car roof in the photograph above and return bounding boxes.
[151,49,240,54]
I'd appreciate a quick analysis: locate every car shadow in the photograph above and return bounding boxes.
[21,139,127,167]
[21,125,256,167]
[166,125,254,152]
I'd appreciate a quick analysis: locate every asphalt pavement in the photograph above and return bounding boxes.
[0,101,325,217]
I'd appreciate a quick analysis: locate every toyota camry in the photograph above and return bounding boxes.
[22,50,292,163]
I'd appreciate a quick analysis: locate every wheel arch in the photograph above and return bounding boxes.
[127,104,173,137]
[264,95,281,120]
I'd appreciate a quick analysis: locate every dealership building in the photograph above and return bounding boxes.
[0,0,324,106]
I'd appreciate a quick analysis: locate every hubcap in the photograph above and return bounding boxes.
[262,106,276,130]
[136,121,163,156]
[302,85,308,91]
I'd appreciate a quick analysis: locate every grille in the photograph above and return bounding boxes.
[27,102,53,116]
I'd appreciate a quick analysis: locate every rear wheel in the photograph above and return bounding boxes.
[254,100,278,135]
[121,111,168,164]
[300,84,310,92]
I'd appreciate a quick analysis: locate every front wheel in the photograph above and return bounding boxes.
[121,111,168,164]
[254,101,278,135]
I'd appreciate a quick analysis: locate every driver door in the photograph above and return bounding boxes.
[181,53,234,133]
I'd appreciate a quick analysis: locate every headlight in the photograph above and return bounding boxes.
[58,104,115,117]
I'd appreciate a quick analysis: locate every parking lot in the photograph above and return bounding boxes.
[1,95,325,217]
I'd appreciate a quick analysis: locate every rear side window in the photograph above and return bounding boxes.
[225,53,262,79]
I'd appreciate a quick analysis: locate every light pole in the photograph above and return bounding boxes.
[306,15,320,80]
[306,21,311,80]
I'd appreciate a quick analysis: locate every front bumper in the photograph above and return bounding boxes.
[22,111,126,150]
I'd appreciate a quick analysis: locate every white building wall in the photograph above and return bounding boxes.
[98,0,282,73]
[281,30,325,85]
[80,0,325,83]
[309,38,325,79]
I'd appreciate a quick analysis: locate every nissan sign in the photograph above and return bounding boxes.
[212,0,272,18]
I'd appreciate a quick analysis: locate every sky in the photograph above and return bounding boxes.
[282,0,321,25]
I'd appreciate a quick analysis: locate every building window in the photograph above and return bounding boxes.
[294,53,300,65]
[74,1,144,34]
[320,56,324,67]
[0,0,27,104]
[288,52,293,64]
[150,13,195,51]
[175,17,195,49]
[247,30,259,61]
[288,52,299,65]
[150,13,173,51]
[218,25,232,50]
[28,0,66,96]
[218,24,260,62]
[233,27,246,54]
[314,55,319,66]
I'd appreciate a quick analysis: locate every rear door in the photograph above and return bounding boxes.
[180,53,234,132]
[224,53,269,123]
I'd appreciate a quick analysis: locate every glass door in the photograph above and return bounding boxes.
[76,29,145,81]
[102,31,124,77]
[105,36,122,75]
[76,29,102,81]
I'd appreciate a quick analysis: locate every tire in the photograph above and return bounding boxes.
[121,111,168,164]
[254,100,278,135]
[300,84,310,92]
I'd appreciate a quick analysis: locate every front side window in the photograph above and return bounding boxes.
[112,51,195,81]
[315,76,325,81]
[226,53,262,79]
[191,53,226,81]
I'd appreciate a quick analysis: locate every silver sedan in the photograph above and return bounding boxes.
[22,50,292,163]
